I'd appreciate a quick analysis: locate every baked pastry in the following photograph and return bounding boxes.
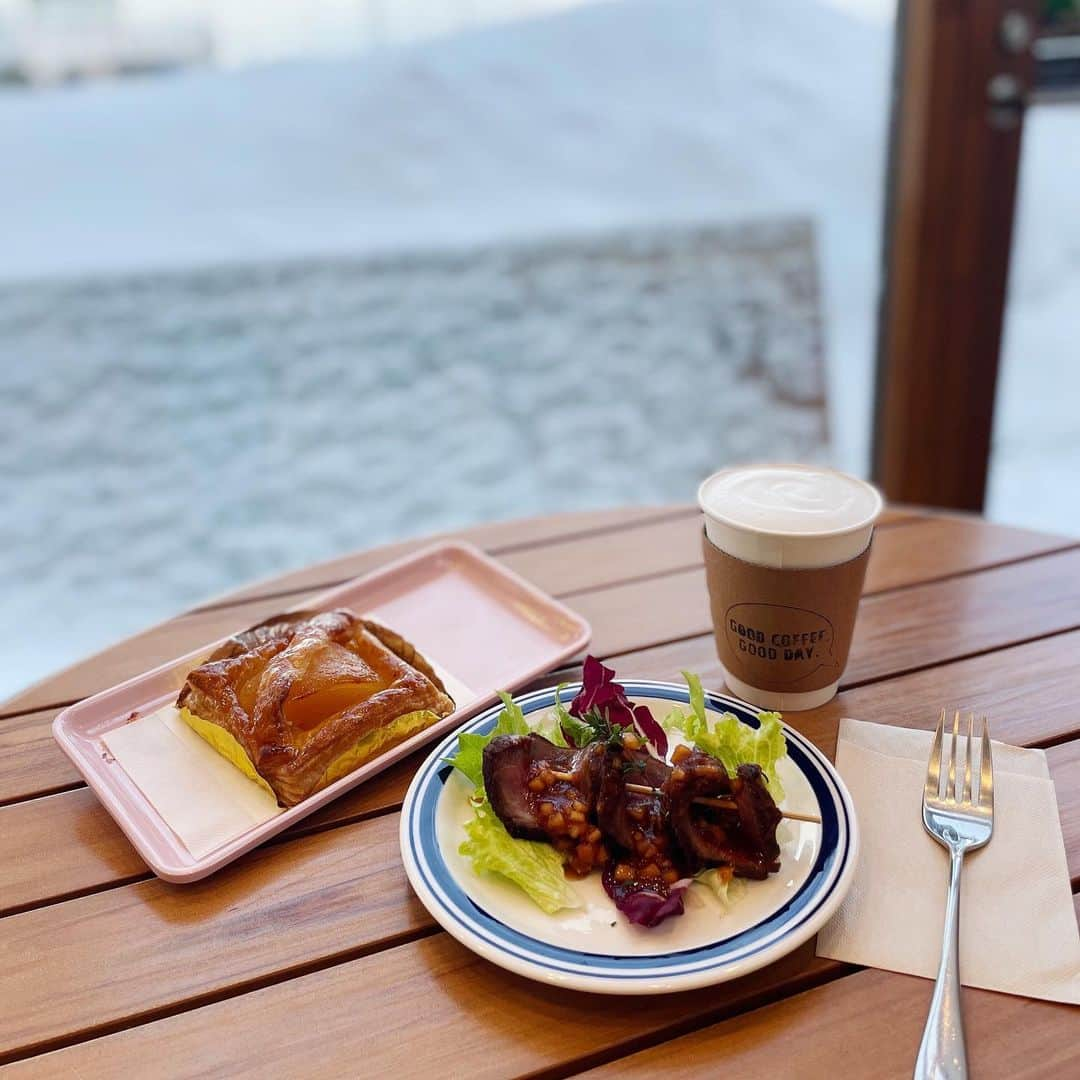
[177,609,455,806]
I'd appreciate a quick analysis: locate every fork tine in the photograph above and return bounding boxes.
[925,707,944,799]
[947,709,960,802]
[962,711,974,804]
[979,718,994,812]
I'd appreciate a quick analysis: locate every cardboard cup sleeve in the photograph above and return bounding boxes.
[702,529,871,695]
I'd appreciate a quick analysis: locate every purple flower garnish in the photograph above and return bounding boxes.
[632,703,668,759]
[569,656,632,725]
[569,655,666,755]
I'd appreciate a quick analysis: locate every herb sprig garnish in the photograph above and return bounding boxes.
[576,707,632,751]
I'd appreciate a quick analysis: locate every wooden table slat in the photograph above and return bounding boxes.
[0,707,81,805]
[3,511,1063,718]
[2,933,840,1077]
[0,814,427,1061]
[859,515,1075,593]
[573,966,1080,1079]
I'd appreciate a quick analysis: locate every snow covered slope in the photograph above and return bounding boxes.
[0,0,888,281]
[1,0,891,473]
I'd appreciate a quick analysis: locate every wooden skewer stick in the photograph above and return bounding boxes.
[547,773,822,825]
[623,782,821,825]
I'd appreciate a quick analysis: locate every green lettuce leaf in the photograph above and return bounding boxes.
[552,682,596,747]
[530,684,572,747]
[686,670,707,732]
[551,683,571,726]
[443,732,490,789]
[494,690,530,736]
[663,671,788,802]
[459,799,580,914]
[531,714,570,748]
[444,690,531,787]
[693,868,747,909]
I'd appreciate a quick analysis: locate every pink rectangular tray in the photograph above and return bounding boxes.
[53,540,591,882]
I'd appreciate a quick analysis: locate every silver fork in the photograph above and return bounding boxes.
[914,710,995,1080]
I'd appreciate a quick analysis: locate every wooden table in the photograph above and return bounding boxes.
[2,505,1078,1077]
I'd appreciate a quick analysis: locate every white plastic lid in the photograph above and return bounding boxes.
[698,464,883,569]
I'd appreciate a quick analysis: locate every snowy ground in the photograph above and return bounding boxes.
[1,0,1077,699]
[988,103,1080,535]
[0,221,828,698]
[0,0,889,479]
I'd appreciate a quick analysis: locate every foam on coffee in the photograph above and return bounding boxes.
[700,465,881,534]
[698,464,882,569]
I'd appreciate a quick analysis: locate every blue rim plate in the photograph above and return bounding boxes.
[400,680,858,994]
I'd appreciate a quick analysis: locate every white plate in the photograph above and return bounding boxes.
[400,680,858,994]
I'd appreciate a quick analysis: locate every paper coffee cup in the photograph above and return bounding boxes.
[697,464,882,711]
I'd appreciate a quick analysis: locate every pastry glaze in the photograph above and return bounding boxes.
[177,609,455,806]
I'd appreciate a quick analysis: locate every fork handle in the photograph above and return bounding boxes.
[914,845,967,1080]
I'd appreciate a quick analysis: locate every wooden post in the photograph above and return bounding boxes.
[873,0,1038,511]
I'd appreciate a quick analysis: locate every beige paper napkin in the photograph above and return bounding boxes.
[103,706,282,859]
[816,718,1080,1005]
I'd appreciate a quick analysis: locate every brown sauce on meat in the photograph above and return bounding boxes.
[523,758,609,876]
